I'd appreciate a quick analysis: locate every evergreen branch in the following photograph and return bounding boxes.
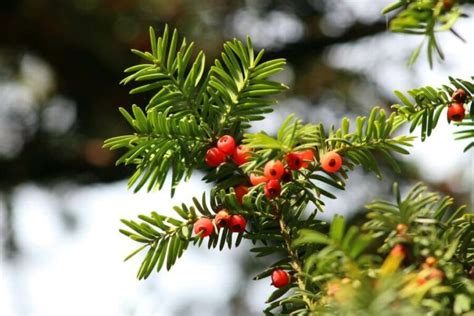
[208,37,288,134]
[251,204,327,314]
[103,106,211,193]
[289,183,473,315]
[120,190,266,279]
[106,27,288,194]
[325,107,415,178]
[325,273,425,315]
[119,211,193,280]
[122,26,206,120]
[392,76,474,150]
[109,26,474,315]
[364,182,473,265]
[278,209,314,311]
[383,0,466,67]
[243,108,414,192]
[119,193,211,279]
[454,120,474,152]
[292,215,373,279]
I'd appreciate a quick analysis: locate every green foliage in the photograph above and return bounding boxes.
[244,108,414,180]
[383,0,466,67]
[365,183,473,265]
[108,26,473,316]
[289,183,474,315]
[455,119,474,151]
[104,106,210,194]
[293,215,373,278]
[324,107,413,177]
[121,26,207,115]
[120,190,253,279]
[208,38,288,133]
[322,274,426,316]
[120,211,191,280]
[363,183,474,315]
[393,76,473,150]
[104,25,286,194]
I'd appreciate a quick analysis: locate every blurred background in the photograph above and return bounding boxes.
[0,0,473,315]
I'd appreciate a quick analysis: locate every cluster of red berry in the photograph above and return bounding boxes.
[447,88,468,122]
[193,210,291,289]
[254,149,343,199]
[196,135,251,238]
[201,135,345,288]
[205,135,250,167]
[206,136,344,174]
[193,210,247,237]
[205,135,344,199]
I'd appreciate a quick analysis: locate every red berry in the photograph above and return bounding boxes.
[320,151,343,173]
[264,179,281,199]
[390,244,406,257]
[285,152,304,170]
[193,218,214,237]
[234,185,249,204]
[301,149,315,167]
[416,276,427,286]
[286,150,314,169]
[264,160,285,180]
[217,135,236,155]
[452,88,467,103]
[447,103,465,122]
[271,269,290,288]
[205,147,227,167]
[232,145,251,166]
[229,215,246,233]
[214,210,230,228]
[250,173,268,186]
